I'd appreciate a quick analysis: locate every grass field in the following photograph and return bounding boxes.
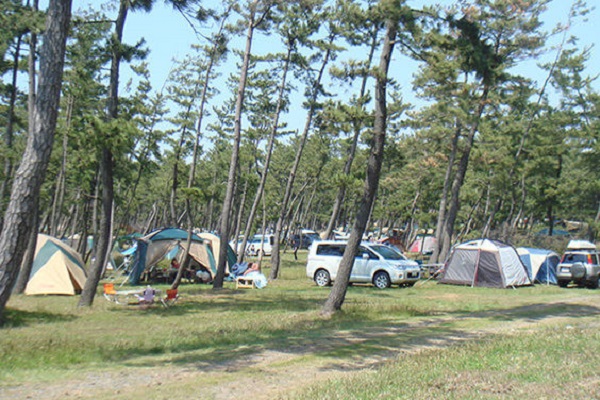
[1,250,599,399]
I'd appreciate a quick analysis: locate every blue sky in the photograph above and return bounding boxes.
[69,0,600,134]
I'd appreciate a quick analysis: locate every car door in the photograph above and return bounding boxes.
[352,246,377,282]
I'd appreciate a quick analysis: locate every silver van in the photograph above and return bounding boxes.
[306,240,420,289]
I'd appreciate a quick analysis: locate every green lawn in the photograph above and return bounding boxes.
[1,251,599,399]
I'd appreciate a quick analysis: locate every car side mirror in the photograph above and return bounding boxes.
[362,253,369,260]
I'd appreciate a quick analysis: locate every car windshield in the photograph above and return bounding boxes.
[369,244,407,260]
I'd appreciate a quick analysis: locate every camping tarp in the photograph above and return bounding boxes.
[439,239,532,288]
[517,247,559,284]
[129,228,215,284]
[25,234,87,295]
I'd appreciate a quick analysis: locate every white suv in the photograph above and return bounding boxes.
[306,241,421,289]
[556,240,599,289]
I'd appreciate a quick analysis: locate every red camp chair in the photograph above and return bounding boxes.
[161,289,179,308]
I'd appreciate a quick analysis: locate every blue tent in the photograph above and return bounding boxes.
[517,247,559,285]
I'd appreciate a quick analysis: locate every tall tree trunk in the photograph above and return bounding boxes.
[233,172,249,249]
[50,95,72,236]
[323,27,378,240]
[213,1,265,288]
[437,87,490,262]
[172,13,230,289]
[270,35,334,280]
[0,0,72,322]
[0,35,23,225]
[79,0,127,307]
[322,16,397,316]
[430,121,460,264]
[238,46,292,263]
[13,197,40,294]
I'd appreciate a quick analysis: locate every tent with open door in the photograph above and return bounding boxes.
[439,239,532,288]
[129,228,216,284]
[516,247,559,285]
[25,234,87,295]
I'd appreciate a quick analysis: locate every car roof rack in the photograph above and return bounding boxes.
[566,240,597,251]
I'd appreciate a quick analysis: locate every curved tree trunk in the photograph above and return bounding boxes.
[0,0,72,322]
[322,16,397,316]
[323,27,378,240]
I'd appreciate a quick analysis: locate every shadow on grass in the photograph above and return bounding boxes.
[1,308,77,328]
[101,297,600,375]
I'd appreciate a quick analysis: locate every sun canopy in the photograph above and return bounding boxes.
[439,239,532,288]
[25,234,87,296]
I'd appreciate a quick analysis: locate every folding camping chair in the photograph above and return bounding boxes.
[161,289,179,308]
[103,283,117,302]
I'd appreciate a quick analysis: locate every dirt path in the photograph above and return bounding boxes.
[2,295,599,400]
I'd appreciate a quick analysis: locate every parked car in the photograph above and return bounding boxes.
[291,230,321,249]
[246,234,275,256]
[229,235,247,254]
[556,240,600,289]
[306,240,420,289]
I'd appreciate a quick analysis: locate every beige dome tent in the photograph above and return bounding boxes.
[25,234,87,295]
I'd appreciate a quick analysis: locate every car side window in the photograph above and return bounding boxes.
[357,246,377,260]
[316,245,345,257]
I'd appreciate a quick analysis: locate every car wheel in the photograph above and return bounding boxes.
[373,271,391,289]
[557,280,569,288]
[587,276,599,289]
[314,270,331,287]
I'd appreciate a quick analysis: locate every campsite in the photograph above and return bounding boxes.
[2,250,600,400]
[2,0,600,399]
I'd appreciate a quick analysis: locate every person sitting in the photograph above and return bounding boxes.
[168,258,181,282]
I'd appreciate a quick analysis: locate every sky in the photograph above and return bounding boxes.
[68,0,600,134]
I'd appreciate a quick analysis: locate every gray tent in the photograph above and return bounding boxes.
[439,239,532,288]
